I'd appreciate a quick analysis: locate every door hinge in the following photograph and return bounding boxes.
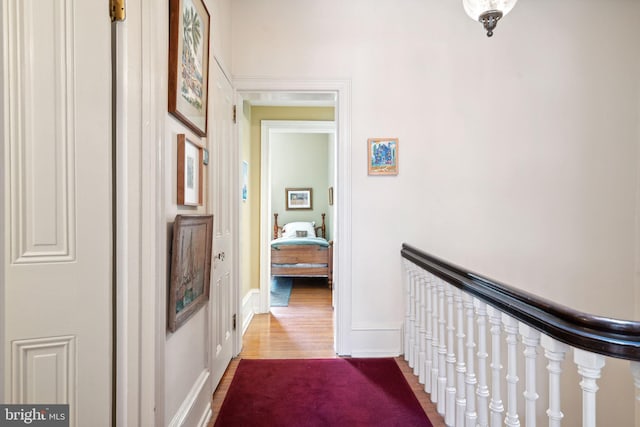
[232,314,237,330]
[232,105,237,124]
[110,0,126,22]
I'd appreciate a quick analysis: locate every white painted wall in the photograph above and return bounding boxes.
[231,1,640,425]
[271,133,330,238]
[160,0,232,425]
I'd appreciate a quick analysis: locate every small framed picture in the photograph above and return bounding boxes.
[368,138,399,176]
[177,134,203,206]
[242,161,248,202]
[286,188,312,210]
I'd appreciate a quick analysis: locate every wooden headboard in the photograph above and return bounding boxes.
[273,213,326,240]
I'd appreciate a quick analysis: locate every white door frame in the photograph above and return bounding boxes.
[259,120,336,313]
[234,78,352,356]
[113,1,165,425]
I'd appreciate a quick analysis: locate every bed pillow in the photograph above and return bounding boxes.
[282,221,316,238]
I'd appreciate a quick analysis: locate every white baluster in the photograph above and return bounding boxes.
[519,324,540,427]
[438,279,447,416]
[464,294,477,427]
[632,362,640,427]
[541,335,569,427]
[404,263,413,363]
[431,276,440,404]
[424,274,433,394]
[475,299,490,427]
[455,289,467,427]
[417,275,427,382]
[408,269,416,368]
[574,349,605,427]
[502,314,520,427]
[487,306,504,427]
[445,284,457,426]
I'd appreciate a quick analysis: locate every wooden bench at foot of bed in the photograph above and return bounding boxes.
[271,244,333,288]
[271,213,333,288]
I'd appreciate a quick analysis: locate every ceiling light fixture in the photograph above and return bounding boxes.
[463,0,518,37]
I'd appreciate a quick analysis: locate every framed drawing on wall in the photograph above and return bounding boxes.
[168,214,213,332]
[286,188,313,210]
[368,138,399,176]
[242,161,248,202]
[168,0,210,137]
[177,134,203,206]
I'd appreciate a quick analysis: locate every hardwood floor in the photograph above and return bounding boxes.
[208,278,445,426]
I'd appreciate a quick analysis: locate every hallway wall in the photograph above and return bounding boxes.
[231,1,640,425]
[162,0,232,424]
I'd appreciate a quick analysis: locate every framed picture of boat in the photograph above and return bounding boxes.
[168,214,213,332]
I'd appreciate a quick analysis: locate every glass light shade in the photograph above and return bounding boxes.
[463,0,518,20]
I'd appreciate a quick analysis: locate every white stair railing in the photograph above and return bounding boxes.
[402,244,640,427]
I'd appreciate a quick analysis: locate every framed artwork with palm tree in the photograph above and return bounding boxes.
[168,0,210,137]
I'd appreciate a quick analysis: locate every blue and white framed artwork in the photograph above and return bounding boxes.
[242,161,248,202]
[368,138,399,175]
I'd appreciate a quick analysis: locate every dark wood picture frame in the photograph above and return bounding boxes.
[285,187,313,210]
[168,214,213,332]
[168,0,211,137]
[177,134,203,206]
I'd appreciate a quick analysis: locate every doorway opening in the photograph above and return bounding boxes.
[234,82,352,356]
[261,119,336,310]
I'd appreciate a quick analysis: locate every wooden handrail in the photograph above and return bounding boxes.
[402,243,640,361]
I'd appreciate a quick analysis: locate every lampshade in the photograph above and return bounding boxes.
[463,0,518,37]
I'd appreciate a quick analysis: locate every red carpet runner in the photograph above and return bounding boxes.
[214,358,433,427]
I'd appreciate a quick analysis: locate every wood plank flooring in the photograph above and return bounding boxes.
[209,278,445,426]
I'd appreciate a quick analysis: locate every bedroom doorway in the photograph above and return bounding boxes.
[261,120,336,312]
[235,80,352,356]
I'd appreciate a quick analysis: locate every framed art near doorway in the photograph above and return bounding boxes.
[368,138,399,176]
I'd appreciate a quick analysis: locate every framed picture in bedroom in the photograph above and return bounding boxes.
[168,0,210,137]
[168,214,213,332]
[285,188,313,210]
[177,134,203,206]
[368,137,399,176]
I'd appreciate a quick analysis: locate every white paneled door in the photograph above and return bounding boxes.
[2,0,112,426]
[209,63,236,388]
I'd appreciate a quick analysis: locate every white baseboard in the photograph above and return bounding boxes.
[241,289,260,335]
[349,324,403,357]
[168,369,210,427]
[197,406,212,427]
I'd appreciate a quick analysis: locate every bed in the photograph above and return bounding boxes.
[271,213,333,288]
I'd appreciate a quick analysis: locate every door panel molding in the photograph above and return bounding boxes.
[7,0,77,264]
[11,336,77,417]
[2,0,112,424]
